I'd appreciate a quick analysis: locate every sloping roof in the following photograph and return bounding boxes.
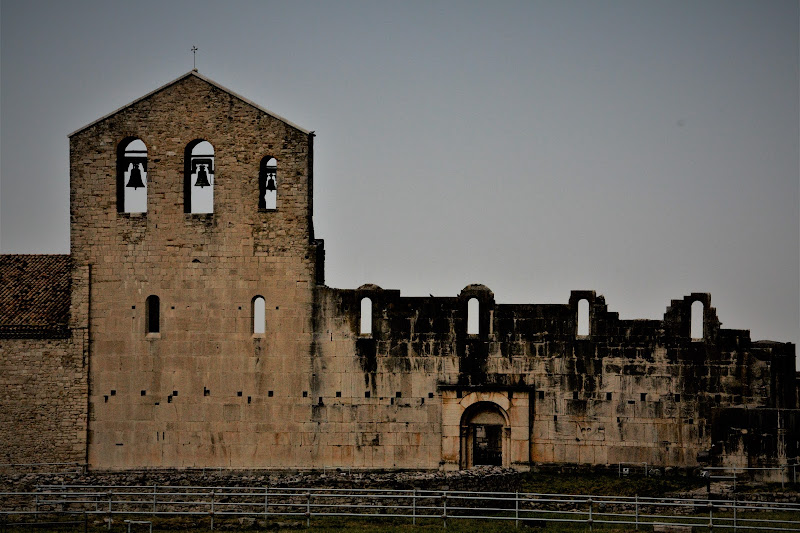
[0,255,71,338]
[68,70,310,137]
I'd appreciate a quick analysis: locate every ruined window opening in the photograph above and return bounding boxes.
[640,392,647,402]
[259,156,277,210]
[252,296,266,335]
[606,392,612,401]
[467,298,479,335]
[184,140,215,214]
[577,299,590,337]
[360,297,372,335]
[146,295,160,334]
[117,138,148,213]
[691,300,704,340]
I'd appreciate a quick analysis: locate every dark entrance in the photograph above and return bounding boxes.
[460,401,509,469]
[472,424,502,466]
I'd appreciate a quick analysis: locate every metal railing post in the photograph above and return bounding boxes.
[107,491,112,531]
[442,491,447,529]
[709,502,713,532]
[733,496,737,531]
[783,466,786,489]
[588,498,593,533]
[210,490,215,531]
[635,494,639,531]
[412,489,416,526]
[152,484,156,515]
[265,487,269,518]
[515,491,519,529]
[306,492,311,528]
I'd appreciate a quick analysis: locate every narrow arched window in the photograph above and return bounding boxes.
[360,297,372,336]
[691,300,704,340]
[117,138,148,213]
[577,299,590,337]
[259,157,277,210]
[185,140,215,214]
[467,298,479,335]
[146,295,160,334]
[253,296,266,334]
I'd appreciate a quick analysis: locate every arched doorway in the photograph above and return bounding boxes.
[460,401,510,468]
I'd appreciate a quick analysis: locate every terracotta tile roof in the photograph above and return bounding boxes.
[0,255,71,338]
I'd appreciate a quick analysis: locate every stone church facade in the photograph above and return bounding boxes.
[1,72,797,472]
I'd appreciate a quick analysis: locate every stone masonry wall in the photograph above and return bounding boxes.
[69,74,320,469]
[318,285,796,470]
[0,335,87,466]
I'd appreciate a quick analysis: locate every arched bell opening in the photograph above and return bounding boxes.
[259,156,277,210]
[117,137,148,213]
[459,401,510,469]
[184,139,215,213]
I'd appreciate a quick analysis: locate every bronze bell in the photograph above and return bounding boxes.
[266,173,276,192]
[195,165,211,188]
[126,163,145,189]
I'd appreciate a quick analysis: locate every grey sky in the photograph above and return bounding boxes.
[1,1,798,353]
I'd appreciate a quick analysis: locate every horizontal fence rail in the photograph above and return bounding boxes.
[0,485,798,531]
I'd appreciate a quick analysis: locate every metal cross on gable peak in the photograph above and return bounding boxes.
[191,45,198,71]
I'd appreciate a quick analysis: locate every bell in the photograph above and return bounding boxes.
[266,176,276,192]
[195,165,211,188]
[126,163,145,189]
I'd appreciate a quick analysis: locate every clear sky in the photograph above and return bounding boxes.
[1,1,798,352]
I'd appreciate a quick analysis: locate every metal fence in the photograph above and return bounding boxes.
[0,485,799,531]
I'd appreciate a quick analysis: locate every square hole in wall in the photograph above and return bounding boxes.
[538,391,544,400]
[674,394,680,403]
[365,391,370,398]
[395,391,402,398]
[167,396,172,403]
[553,415,557,421]
[302,391,308,398]
[110,390,116,396]
[573,391,579,400]
[428,392,434,399]
[237,391,243,397]
[173,391,178,397]
[104,395,108,403]
[204,388,210,397]
[640,393,647,402]
[268,391,274,397]
[336,391,341,398]
[606,392,612,401]
[141,390,146,396]
[131,306,135,310]
[247,396,251,404]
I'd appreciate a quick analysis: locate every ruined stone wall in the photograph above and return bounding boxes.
[69,75,320,469]
[318,285,795,470]
[309,287,444,469]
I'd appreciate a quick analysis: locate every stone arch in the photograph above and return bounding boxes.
[460,401,510,469]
